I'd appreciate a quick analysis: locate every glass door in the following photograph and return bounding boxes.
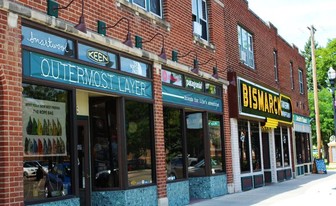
[77,118,91,205]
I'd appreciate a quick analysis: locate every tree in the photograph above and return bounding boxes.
[304,38,336,160]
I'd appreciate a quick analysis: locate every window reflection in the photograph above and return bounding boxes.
[250,121,261,171]
[282,128,290,166]
[274,128,282,167]
[186,112,205,177]
[125,100,153,186]
[90,98,119,189]
[208,113,223,175]
[238,120,250,172]
[164,107,184,181]
[22,83,71,201]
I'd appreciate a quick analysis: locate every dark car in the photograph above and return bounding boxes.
[44,162,71,197]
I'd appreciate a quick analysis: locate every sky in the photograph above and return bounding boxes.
[248,0,336,52]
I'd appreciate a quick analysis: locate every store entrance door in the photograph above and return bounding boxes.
[77,118,91,206]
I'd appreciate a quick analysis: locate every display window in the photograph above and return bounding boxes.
[164,107,184,180]
[125,100,154,186]
[164,108,225,181]
[250,121,261,171]
[238,120,250,173]
[295,132,311,164]
[238,120,262,173]
[274,127,283,167]
[208,113,224,174]
[23,83,71,201]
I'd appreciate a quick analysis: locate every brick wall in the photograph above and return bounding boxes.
[0,10,23,206]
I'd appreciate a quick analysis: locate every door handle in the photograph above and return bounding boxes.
[86,174,90,179]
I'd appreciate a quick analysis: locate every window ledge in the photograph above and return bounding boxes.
[193,35,215,51]
[117,0,171,32]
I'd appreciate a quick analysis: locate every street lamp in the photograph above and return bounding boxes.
[327,67,336,155]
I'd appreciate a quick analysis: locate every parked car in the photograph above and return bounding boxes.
[44,162,71,197]
[167,156,197,180]
[188,159,223,177]
[23,162,38,178]
[23,161,48,178]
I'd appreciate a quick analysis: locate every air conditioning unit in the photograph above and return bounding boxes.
[193,22,202,36]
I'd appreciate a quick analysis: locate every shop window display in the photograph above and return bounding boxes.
[125,100,153,186]
[23,83,71,201]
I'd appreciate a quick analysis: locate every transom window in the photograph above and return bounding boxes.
[238,26,255,69]
[192,0,209,41]
[129,0,162,17]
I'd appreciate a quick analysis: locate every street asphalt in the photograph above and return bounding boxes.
[189,170,336,206]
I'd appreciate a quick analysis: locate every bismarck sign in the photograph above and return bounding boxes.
[238,77,292,124]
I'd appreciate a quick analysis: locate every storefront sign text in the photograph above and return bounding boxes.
[22,26,74,57]
[238,77,292,123]
[162,85,222,112]
[24,51,152,99]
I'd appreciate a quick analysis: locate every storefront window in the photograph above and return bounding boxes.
[250,121,261,171]
[282,128,290,166]
[295,132,303,164]
[295,132,310,164]
[208,113,223,174]
[274,128,283,167]
[186,112,205,177]
[90,98,119,189]
[164,107,184,180]
[125,100,153,186]
[23,83,71,201]
[120,57,150,78]
[238,120,250,173]
[161,69,183,86]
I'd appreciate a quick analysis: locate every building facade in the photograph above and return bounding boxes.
[0,0,310,205]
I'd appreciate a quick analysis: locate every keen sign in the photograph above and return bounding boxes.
[87,49,110,64]
[238,77,292,124]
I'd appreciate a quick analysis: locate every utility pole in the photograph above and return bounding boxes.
[309,25,322,159]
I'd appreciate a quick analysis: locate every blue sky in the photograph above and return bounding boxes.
[248,0,336,51]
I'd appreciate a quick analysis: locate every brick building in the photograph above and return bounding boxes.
[0,0,311,205]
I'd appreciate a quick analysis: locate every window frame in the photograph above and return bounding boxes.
[192,0,209,41]
[238,25,255,69]
[128,0,163,18]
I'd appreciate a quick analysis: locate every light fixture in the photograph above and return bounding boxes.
[198,57,218,79]
[328,67,336,147]
[97,17,133,48]
[135,33,166,60]
[47,0,87,33]
[171,50,198,74]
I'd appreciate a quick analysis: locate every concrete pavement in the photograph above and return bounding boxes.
[190,170,336,206]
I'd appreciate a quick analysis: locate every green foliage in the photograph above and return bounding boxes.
[305,38,336,148]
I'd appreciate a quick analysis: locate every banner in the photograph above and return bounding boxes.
[23,97,66,157]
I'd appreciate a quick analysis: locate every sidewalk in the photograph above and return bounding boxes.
[190,170,336,206]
